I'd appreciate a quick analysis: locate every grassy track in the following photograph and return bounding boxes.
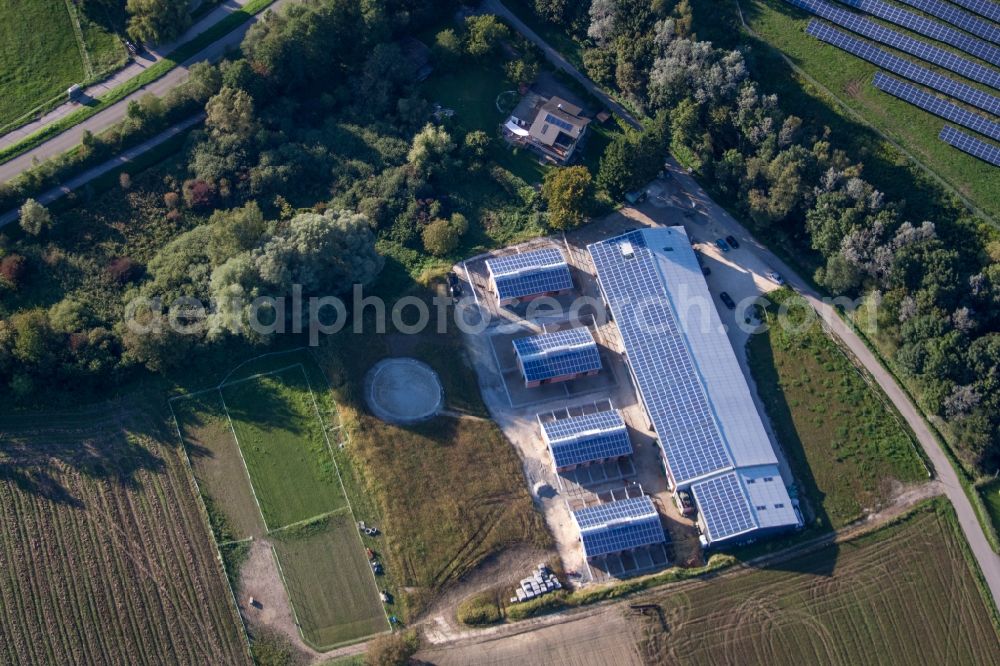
[735,0,1000,222]
[0,398,251,664]
[636,501,1000,664]
[221,366,347,529]
[271,513,388,649]
[748,289,926,529]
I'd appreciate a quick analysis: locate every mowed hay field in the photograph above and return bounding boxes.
[0,0,125,128]
[272,513,388,648]
[173,355,389,649]
[313,301,551,617]
[0,398,250,665]
[748,289,925,528]
[635,501,1000,665]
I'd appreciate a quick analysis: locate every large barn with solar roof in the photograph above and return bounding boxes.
[588,227,802,548]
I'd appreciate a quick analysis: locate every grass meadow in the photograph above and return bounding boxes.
[220,366,346,529]
[636,500,1000,664]
[272,513,388,648]
[0,0,125,129]
[748,289,926,529]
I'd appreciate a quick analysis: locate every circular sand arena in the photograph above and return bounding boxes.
[364,358,443,425]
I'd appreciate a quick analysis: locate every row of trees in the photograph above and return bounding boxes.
[530,0,999,471]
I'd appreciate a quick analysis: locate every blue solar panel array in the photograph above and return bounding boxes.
[950,0,1000,23]
[573,496,666,558]
[589,231,734,485]
[806,22,1000,116]
[543,410,633,468]
[874,72,1000,140]
[487,248,573,301]
[692,472,758,541]
[939,125,1000,165]
[894,0,1000,45]
[788,0,1000,87]
[513,327,601,383]
[836,0,1000,65]
[544,113,576,132]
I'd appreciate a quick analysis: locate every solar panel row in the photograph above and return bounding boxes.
[788,0,1000,88]
[692,472,758,541]
[544,113,575,132]
[836,0,1000,65]
[806,21,1000,116]
[589,233,735,485]
[514,328,602,383]
[873,72,1000,140]
[894,0,1000,46]
[939,125,1000,165]
[493,266,573,301]
[949,0,1000,24]
[543,410,633,468]
[574,496,665,558]
[486,247,565,276]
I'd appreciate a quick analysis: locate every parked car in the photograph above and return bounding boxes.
[714,238,729,252]
[719,292,736,310]
[446,271,462,297]
[725,235,739,249]
[765,270,785,285]
[624,189,648,204]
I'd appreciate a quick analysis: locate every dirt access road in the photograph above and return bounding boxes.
[486,0,1000,612]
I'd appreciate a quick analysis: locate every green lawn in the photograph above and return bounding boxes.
[0,0,125,129]
[747,289,926,529]
[980,478,1000,543]
[272,512,389,649]
[221,365,347,529]
[736,0,1000,222]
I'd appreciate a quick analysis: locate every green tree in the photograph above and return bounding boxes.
[254,209,383,293]
[434,28,463,69]
[126,0,191,44]
[464,15,509,58]
[19,199,52,236]
[422,213,469,256]
[542,166,596,229]
[408,124,457,179]
[365,630,420,666]
[463,130,491,171]
[206,87,259,142]
[207,202,269,265]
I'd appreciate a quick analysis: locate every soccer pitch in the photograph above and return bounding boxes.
[172,356,389,649]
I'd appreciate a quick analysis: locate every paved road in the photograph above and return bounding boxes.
[0,116,204,227]
[489,0,1000,609]
[0,0,256,151]
[0,0,294,186]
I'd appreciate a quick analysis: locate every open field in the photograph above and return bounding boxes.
[635,501,1000,665]
[0,397,250,665]
[748,289,926,529]
[312,293,550,617]
[730,0,1000,222]
[221,366,346,529]
[272,513,389,648]
[0,0,125,129]
[173,354,389,650]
